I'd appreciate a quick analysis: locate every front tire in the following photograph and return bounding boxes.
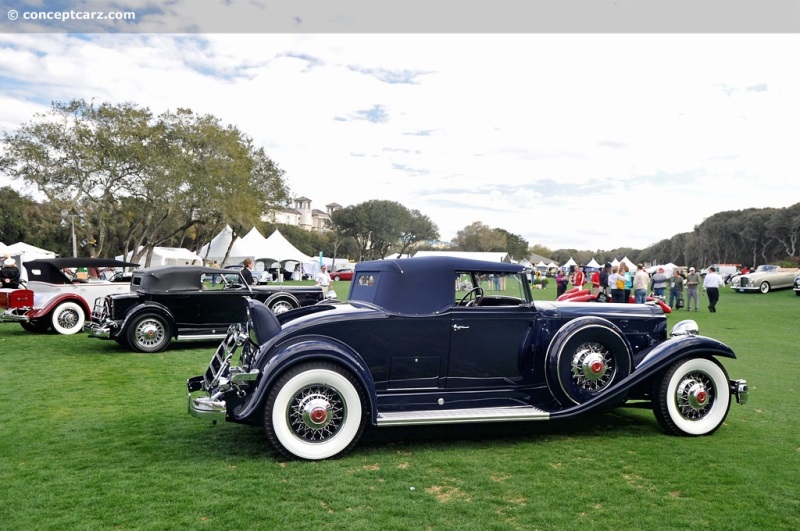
[652,357,731,436]
[264,362,367,460]
[126,313,171,353]
[51,301,85,335]
[759,281,770,294]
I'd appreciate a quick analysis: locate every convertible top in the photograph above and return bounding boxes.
[350,256,525,314]
[23,258,140,284]
[130,265,231,293]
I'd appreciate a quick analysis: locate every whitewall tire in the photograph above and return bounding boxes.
[51,301,85,335]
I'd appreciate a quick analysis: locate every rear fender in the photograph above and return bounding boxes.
[118,302,176,336]
[236,335,377,423]
[27,293,90,319]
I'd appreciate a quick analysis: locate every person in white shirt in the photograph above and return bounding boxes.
[315,265,331,297]
[633,263,650,304]
[702,266,724,313]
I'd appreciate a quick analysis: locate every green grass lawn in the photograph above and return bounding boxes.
[1,283,798,530]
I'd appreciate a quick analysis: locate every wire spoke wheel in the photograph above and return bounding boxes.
[265,363,366,460]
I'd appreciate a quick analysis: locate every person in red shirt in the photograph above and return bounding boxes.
[570,266,586,291]
[590,269,601,296]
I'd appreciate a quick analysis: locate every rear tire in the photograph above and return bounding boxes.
[264,362,367,460]
[51,301,85,335]
[21,319,50,333]
[652,357,731,436]
[127,313,171,353]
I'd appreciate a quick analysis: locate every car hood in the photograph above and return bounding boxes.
[536,300,665,320]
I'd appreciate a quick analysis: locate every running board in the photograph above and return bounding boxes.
[376,406,549,426]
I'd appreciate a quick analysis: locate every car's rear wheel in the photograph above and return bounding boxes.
[127,313,171,353]
[21,319,50,333]
[333,275,340,281]
[264,362,367,460]
[759,281,770,294]
[269,299,296,314]
[51,301,85,335]
[547,319,632,405]
[652,357,731,436]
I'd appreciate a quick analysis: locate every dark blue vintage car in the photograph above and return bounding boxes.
[187,257,748,460]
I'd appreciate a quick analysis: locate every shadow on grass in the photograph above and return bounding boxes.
[173,406,663,463]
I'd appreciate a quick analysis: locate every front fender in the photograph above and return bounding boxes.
[235,335,377,424]
[637,334,736,369]
[549,334,736,419]
[27,293,90,320]
[263,292,300,308]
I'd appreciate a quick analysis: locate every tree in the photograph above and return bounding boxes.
[493,228,528,261]
[452,221,506,252]
[0,100,290,263]
[331,200,428,261]
[395,210,439,258]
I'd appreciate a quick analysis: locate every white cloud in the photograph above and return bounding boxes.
[1,33,798,251]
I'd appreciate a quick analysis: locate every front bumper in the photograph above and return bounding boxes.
[730,379,749,405]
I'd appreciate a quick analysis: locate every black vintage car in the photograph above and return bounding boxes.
[188,257,748,461]
[86,266,324,352]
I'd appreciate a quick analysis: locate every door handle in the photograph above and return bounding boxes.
[453,324,470,331]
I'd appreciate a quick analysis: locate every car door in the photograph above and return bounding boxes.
[446,273,535,389]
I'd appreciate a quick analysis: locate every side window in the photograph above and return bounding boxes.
[454,272,474,304]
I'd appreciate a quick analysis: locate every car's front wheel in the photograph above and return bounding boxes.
[264,362,367,460]
[51,301,85,335]
[127,313,171,353]
[759,281,770,294]
[652,357,731,436]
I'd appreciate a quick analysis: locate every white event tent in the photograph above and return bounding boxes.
[4,241,57,261]
[118,246,204,267]
[198,225,252,265]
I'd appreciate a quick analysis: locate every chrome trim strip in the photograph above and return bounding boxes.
[176,333,227,341]
[376,406,549,426]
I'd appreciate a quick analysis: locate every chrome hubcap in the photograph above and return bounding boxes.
[136,320,164,347]
[675,372,715,419]
[58,310,78,328]
[571,343,614,391]
[288,386,345,442]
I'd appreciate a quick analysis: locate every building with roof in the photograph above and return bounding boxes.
[266,197,342,232]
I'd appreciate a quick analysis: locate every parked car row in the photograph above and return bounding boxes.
[1,259,327,353]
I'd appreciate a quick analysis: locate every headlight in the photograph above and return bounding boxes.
[670,320,699,337]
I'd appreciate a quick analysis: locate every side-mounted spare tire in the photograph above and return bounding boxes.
[546,316,633,406]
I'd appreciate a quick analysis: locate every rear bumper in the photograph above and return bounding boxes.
[0,309,30,323]
[187,375,226,422]
[84,321,115,339]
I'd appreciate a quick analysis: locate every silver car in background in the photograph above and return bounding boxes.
[730,265,799,294]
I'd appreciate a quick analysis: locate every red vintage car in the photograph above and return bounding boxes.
[0,257,138,334]
[557,287,672,313]
[330,267,354,281]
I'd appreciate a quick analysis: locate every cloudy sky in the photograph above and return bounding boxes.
[1,2,798,251]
